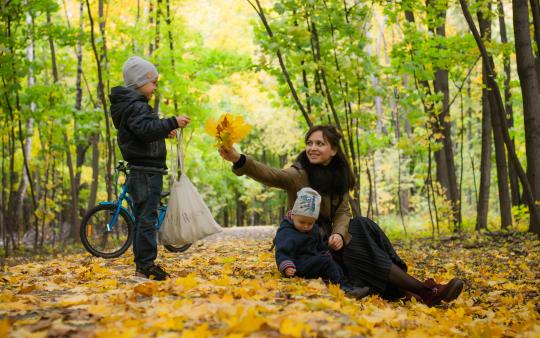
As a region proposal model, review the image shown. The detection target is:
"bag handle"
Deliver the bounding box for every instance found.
[170,129,184,182]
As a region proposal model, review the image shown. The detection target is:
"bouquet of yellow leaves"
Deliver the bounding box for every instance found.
[205,113,252,148]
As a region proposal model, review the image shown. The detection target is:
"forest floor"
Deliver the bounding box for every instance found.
[0,226,539,337]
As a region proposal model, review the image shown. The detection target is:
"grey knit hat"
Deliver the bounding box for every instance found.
[291,187,321,219]
[122,56,158,89]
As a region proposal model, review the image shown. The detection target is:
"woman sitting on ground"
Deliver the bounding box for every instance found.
[219,125,464,306]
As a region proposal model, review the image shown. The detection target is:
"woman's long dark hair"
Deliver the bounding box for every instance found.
[295,125,356,195]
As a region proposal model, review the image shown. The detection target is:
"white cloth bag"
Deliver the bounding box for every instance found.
[159,130,222,245]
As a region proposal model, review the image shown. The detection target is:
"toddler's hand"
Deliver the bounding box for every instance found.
[176,116,191,128]
[284,267,296,277]
[168,129,177,138]
[328,234,343,251]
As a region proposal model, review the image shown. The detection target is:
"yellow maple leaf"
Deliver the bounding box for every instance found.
[133,282,159,297]
[0,317,10,337]
[182,323,212,338]
[205,113,252,148]
[327,283,345,302]
[280,318,312,338]
[174,273,198,291]
[225,307,266,334]
[58,295,89,307]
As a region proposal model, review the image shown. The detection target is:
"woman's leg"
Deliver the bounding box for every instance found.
[388,264,425,294]
[343,217,464,305]
[342,217,397,294]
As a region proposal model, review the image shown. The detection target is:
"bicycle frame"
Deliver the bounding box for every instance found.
[99,182,168,232]
[98,184,134,231]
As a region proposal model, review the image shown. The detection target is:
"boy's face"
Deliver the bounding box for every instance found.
[137,80,158,100]
[291,214,316,233]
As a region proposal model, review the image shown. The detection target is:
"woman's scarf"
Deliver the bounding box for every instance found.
[297,152,348,196]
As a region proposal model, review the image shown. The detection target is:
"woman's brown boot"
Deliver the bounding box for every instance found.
[419,278,464,307]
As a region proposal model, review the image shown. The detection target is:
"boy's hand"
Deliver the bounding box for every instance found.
[284,267,296,277]
[168,129,177,138]
[176,116,191,128]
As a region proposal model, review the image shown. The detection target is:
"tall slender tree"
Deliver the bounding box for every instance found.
[513,0,540,234]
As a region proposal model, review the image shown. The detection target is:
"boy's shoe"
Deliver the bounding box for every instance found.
[420,278,464,306]
[135,264,170,281]
[344,286,371,300]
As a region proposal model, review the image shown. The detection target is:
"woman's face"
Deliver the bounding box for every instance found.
[305,130,337,166]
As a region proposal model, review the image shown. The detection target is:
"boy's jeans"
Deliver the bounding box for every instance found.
[126,171,163,269]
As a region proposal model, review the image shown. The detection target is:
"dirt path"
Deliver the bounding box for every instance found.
[204,225,276,241]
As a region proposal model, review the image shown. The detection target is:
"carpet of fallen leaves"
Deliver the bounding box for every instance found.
[0,228,539,338]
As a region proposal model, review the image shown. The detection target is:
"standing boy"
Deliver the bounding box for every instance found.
[275,187,370,299]
[110,56,190,280]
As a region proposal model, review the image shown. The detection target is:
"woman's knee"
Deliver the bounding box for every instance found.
[348,216,371,234]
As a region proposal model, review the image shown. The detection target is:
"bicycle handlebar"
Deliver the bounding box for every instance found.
[116,160,128,175]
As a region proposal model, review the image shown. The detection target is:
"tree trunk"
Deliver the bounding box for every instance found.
[75,0,88,220]
[222,207,229,228]
[459,0,540,235]
[479,6,512,229]
[165,0,178,111]
[429,2,461,229]
[86,0,114,201]
[498,0,521,206]
[235,190,244,227]
[87,134,100,212]
[65,133,80,239]
[476,61,492,231]
[148,0,154,55]
[1,136,5,255]
[529,0,540,86]
[513,0,540,234]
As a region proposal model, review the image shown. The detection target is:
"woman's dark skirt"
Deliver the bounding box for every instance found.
[341,216,408,300]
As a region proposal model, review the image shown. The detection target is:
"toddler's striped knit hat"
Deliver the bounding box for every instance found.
[291,187,321,219]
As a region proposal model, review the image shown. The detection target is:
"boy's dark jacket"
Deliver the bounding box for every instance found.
[274,218,329,274]
[110,86,178,169]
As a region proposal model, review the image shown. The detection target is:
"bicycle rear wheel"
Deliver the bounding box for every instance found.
[164,243,192,253]
[80,204,134,258]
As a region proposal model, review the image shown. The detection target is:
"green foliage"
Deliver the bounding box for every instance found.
[0,0,535,251]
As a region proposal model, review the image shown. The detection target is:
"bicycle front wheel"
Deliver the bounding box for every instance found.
[80,204,134,258]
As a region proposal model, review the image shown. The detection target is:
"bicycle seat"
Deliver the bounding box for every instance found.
[160,192,170,198]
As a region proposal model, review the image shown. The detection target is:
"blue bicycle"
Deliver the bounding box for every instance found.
[80,161,191,258]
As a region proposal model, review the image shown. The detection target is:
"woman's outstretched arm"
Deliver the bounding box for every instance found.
[219,146,307,191]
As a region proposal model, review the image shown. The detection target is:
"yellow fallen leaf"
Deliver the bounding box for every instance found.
[280,318,312,338]
[405,328,432,338]
[174,273,198,291]
[182,323,212,338]
[0,317,10,337]
[226,307,266,334]
[327,283,345,302]
[134,282,159,297]
[98,279,118,290]
[58,294,89,307]
[0,301,32,311]
[304,298,341,311]
[0,291,14,302]
[18,284,37,294]
[88,303,115,317]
